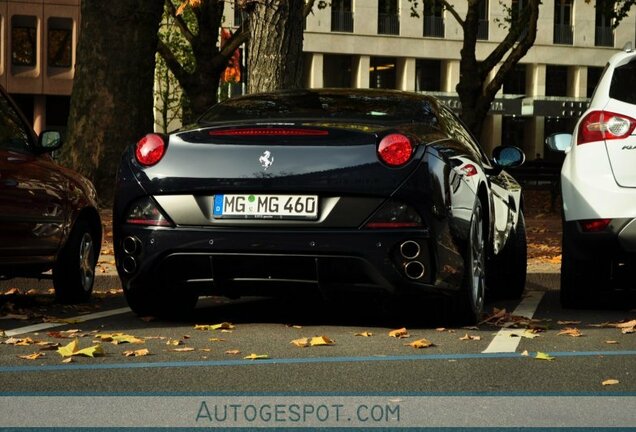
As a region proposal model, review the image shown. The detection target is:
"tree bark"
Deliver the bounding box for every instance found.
[247,0,305,93]
[61,0,164,204]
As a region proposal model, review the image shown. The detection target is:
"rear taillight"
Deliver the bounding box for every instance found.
[580,219,611,232]
[365,199,422,229]
[378,134,413,167]
[125,197,172,227]
[135,134,166,166]
[577,111,636,145]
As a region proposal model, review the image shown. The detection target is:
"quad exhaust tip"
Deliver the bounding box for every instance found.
[122,236,141,255]
[122,256,137,274]
[400,240,420,260]
[404,261,426,280]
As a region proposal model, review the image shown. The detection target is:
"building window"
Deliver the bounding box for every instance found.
[545,65,568,96]
[477,0,489,40]
[47,18,73,68]
[234,0,243,27]
[370,57,396,89]
[11,15,37,67]
[595,0,614,47]
[423,0,444,37]
[378,0,399,35]
[331,0,353,32]
[511,0,528,40]
[503,64,526,95]
[415,59,441,91]
[553,0,573,45]
[323,54,353,88]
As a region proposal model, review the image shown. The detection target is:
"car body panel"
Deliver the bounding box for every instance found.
[113,89,525,311]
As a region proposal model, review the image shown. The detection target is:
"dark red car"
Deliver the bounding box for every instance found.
[0,86,101,303]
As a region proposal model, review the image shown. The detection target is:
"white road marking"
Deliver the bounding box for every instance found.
[482,291,545,353]
[3,307,131,337]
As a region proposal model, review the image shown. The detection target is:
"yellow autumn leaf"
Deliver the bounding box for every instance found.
[406,338,434,349]
[521,329,541,339]
[122,348,150,357]
[57,339,104,358]
[195,322,235,331]
[355,331,373,337]
[244,353,269,360]
[291,337,310,347]
[96,333,144,344]
[18,352,45,360]
[389,328,409,338]
[602,379,620,386]
[208,338,225,342]
[459,334,481,341]
[310,336,335,346]
[169,347,195,352]
[605,340,619,344]
[166,339,183,346]
[61,357,73,364]
[225,349,241,355]
[4,337,35,346]
[535,352,555,361]
[521,350,529,356]
[557,328,583,337]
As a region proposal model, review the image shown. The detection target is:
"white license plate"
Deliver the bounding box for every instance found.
[213,194,318,219]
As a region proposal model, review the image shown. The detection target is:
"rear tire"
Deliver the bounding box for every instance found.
[487,211,527,300]
[451,200,486,325]
[53,220,97,304]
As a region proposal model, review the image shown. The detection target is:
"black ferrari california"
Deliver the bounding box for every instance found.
[114,89,526,322]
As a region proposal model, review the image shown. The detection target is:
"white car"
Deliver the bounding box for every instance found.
[547,45,636,308]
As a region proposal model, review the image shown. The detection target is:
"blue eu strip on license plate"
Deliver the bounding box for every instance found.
[213,195,224,216]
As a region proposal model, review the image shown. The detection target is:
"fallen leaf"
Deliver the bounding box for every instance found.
[122,348,150,357]
[243,353,269,360]
[4,337,35,346]
[435,328,446,332]
[518,330,540,339]
[169,347,195,352]
[389,328,409,338]
[3,288,20,295]
[183,335,191,339]
[459,334,481,341]
[195,322,235,331]
[95,333,144,345]
[602,379,620,386]
[621,327,635,335]
[521,350,529,356]
[47,329,82,339]
[0,313,30,321]
[355,332,373,337]
[18,352,45,360]
[0,330,6,338]
[605,340,619,344]
[286,324,302,329]
[557,320,581,325]
[199,348,211,352]
[61,357,73,364]
[291,337,310,347]
[225,349,240,355]
[406,338,434,349]
[57,339,104,358]
[208,338,225,342]
[614,319,636,329]
[535,352,555,361]
[557,328,583,337]
[310,336,335,346]
[166,339,183,346]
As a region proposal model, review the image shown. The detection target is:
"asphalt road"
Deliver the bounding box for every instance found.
[1,273,635,428]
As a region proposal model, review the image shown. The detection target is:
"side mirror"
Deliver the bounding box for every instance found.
[545,133,572,152]
[492,145,525,168]
[38,130,62,152]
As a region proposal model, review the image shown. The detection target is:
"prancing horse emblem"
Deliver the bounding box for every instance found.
[259,150,274,170]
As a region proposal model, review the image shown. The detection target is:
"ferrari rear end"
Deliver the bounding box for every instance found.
[113,89,463,316]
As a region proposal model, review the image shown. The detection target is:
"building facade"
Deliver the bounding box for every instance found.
[0,0,78,135]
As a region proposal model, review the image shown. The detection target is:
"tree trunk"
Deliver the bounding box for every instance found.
[61,1,164,204]
[247,0,305,93]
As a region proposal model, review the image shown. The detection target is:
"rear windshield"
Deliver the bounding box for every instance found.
[199,91,436,123]
[610,58,636,105]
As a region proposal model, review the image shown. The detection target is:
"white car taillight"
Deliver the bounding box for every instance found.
[577,110,636,145]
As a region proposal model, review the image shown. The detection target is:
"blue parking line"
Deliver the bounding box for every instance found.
[1,350,636,373]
